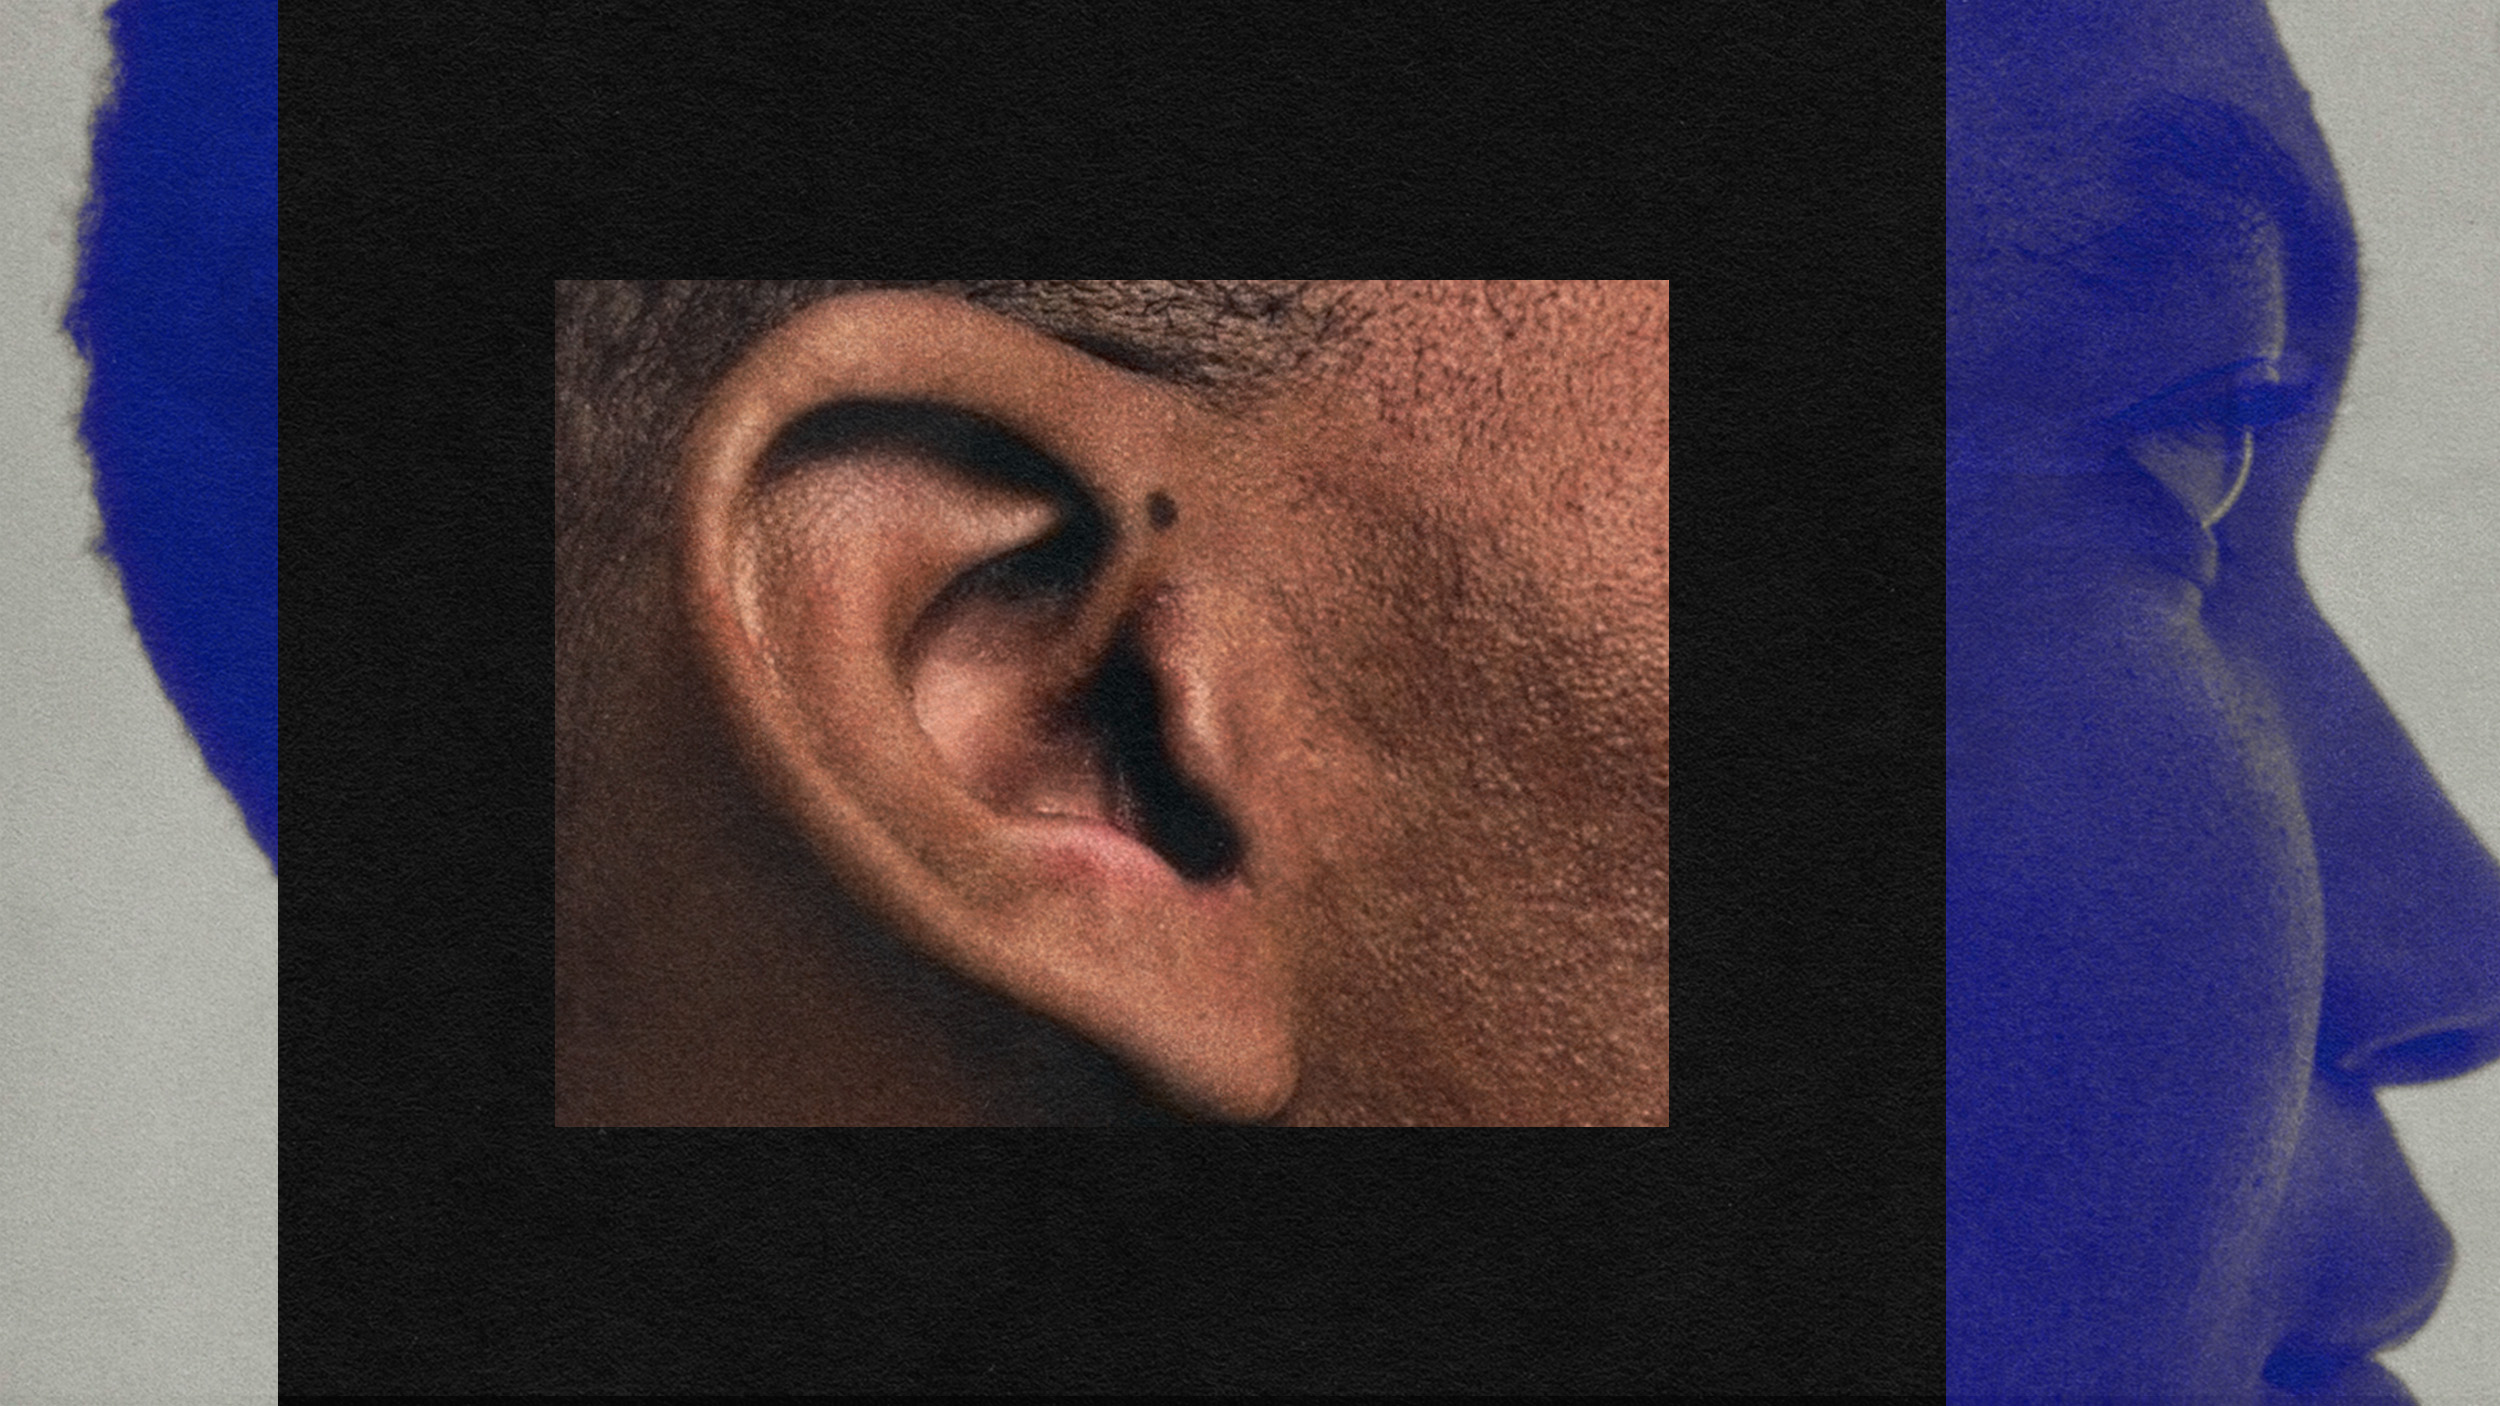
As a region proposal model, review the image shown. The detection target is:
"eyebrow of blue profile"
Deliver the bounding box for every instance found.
[2106,357,2318,433]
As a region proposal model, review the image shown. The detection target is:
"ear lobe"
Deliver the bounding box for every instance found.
[677,292,1296,1121]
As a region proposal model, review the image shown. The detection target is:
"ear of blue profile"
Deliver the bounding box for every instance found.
[65,0,276,868]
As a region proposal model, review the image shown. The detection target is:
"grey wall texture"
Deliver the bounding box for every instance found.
[2272,3,2500,1401]
[0,0,277,1399]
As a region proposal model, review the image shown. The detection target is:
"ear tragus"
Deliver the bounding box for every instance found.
[1080,634,1242,883]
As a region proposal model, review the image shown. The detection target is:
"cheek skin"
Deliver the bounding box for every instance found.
[1243,283,1670,1125]
[1950,578,2322,1394]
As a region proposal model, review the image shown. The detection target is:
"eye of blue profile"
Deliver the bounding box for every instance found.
[64,3,276,868]
[2107,358,2315,529]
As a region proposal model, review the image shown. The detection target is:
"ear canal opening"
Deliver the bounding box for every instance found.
[1082,635,1243,884]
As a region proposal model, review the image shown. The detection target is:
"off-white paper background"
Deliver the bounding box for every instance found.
[0,0,277,1399]
[2271,3,2500,1402]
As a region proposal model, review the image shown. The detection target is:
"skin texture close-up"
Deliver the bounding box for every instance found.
[557,281,1668,1127]
[1949,2,2500,1400]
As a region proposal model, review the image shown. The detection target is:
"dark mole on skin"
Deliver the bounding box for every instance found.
[1147,491,1178,530]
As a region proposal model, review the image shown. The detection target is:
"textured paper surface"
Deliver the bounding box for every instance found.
[0,0,276,1398]
[2271,5,2500,1400]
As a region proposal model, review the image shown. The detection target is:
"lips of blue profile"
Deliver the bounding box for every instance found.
[66,1,276,867]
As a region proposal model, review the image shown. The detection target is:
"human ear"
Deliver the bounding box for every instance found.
[677,292,1294,1121]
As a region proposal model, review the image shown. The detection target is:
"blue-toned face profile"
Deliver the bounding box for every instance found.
[68,2,275,866]
[1949,1,2500,1400]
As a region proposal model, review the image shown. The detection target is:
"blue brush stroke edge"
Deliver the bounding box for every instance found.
[64,0,277,869]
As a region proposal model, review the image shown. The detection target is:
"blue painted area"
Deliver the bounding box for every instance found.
[66,1,277,867]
